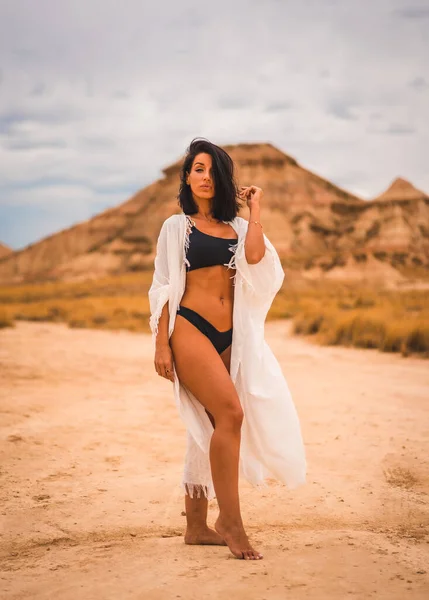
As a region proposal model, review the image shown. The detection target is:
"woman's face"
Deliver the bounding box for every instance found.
[186,152,215,200]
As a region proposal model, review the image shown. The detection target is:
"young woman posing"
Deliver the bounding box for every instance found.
[149,138,306,561]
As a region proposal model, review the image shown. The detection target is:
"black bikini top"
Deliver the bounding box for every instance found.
[185,222,238,272]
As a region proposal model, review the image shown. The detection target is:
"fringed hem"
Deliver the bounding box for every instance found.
[148,287,170,346]
[223,236,254,292]
[182,482,216,501]
[184,214,193,269]
[223,238,240,287]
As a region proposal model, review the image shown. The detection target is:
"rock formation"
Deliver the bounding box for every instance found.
[374,177,427,202]
[0,243,12,259]
[0,143,427,284]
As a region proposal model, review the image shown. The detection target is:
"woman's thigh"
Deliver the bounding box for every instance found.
[219,344,232,374]
[170,315,240,423]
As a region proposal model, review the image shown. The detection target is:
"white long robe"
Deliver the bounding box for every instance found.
[148,212,306,499]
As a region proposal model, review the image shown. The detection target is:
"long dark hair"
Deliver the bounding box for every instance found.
[177,138,242,222]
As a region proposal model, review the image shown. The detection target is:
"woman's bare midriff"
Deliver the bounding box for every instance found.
[179,264,236,332]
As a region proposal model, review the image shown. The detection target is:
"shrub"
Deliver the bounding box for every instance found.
[405,325,429,354]
[92,314,108,325]
[0,311,14,329]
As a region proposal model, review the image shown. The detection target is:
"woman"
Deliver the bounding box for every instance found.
[149,138,306,561]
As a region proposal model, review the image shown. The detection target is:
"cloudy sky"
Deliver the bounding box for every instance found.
[0,0,428,249]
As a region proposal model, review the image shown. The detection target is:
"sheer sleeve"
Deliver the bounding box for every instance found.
[232,219,285,301]
[148,220,170,344]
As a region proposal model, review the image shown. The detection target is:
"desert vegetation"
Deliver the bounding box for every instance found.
[0,273,150,333]
[0,272,428,356]
[0,310,14,329]
[282,287,429,357]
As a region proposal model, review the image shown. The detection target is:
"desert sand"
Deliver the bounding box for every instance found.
[1,321,428,599]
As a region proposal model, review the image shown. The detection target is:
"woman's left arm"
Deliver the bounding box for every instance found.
[235,185,285,300]
[240,186,265,264]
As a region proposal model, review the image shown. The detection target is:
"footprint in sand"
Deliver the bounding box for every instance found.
[104,456,122,466]
[382,453,419,490]
[7,434,24,442]
[32,494,51,502]
[383,466,418,489]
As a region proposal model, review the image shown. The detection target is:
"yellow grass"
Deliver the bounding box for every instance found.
[0,273,152,333]
[1,272,428,356]
[281,285,429,357]
[0,309,14,329]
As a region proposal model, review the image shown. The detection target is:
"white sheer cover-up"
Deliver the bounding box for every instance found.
[148,213,306,500]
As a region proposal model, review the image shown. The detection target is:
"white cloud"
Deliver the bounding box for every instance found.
[0,0,428,247]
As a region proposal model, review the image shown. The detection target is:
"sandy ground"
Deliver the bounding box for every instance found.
[0,321,429,600]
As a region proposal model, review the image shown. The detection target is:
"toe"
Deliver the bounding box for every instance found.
[250,549,262,560]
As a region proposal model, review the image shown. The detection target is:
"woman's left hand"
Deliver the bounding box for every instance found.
[239,185,263,208]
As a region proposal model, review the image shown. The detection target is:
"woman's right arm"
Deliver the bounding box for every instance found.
[154,302,174,382]
[148,220,175,382]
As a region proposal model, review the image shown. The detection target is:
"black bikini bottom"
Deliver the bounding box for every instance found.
[176,305,233,355]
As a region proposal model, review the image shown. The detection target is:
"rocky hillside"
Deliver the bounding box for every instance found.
[302,177,429,281]
[0,243,12,259]
[0,143,428,284]
[374,177,427,202]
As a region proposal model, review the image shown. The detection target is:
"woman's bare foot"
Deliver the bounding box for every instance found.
[184,525,227,546]
[215,517,263,560]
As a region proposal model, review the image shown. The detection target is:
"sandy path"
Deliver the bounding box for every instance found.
[0,321,428,599]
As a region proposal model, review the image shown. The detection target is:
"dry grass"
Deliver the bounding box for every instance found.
[0,273,152,333]
[1,272,428,356]
[278,283,429,357]
[0,310,14,329]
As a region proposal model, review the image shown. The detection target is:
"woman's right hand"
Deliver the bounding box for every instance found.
[154,343,175,382]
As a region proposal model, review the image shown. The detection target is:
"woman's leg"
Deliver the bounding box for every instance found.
[183,345,231,546]
[182,429,225,546]
[184,490,226,546]
[170,316,262,560]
